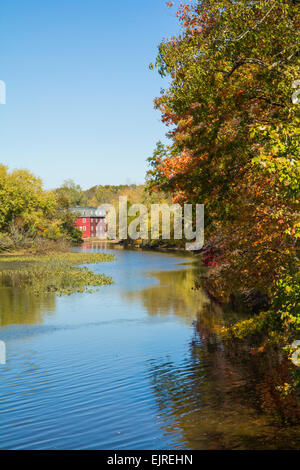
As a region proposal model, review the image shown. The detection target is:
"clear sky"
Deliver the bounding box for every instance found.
[0,0,179,189]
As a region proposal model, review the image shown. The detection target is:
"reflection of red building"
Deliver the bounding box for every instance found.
[72,206,107,239]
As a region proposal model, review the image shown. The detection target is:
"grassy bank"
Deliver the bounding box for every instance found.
[0,252,115,296]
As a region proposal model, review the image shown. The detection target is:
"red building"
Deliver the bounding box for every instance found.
[73,206,107,239]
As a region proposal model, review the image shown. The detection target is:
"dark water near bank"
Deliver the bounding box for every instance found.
[0,245,299,450]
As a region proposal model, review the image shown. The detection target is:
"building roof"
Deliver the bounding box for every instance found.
[71,206,106,217]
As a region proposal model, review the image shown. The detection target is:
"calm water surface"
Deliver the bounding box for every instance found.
[0,245,300,450]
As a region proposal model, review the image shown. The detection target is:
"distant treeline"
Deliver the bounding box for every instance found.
[54,179,171,209]
[54,179,147,208]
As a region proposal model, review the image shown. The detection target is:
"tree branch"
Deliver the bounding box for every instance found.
[216,50,298,77]
[231,2,277,43]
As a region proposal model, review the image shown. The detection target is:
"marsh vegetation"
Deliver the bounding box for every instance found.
[0,252,114,296]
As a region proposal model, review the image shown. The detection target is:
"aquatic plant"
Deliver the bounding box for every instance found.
[0,252,114,296]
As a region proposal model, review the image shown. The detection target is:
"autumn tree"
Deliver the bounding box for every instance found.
[148,1,299,339]
[0,166,82,249]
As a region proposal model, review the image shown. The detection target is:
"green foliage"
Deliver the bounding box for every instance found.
[59,210,83,244]
[0,165,57,232]
[0,167,84,250]
[55,179,88,208]
[270,271,300,330]
[145,141,169,193]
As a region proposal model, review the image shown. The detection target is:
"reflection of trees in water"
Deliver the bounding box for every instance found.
[0,286,56,326]
[148,301,300,450]
[124,269,210,323]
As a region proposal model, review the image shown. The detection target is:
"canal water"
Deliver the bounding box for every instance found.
[0,245,299,449]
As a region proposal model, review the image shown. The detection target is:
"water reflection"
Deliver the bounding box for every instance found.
[124,269,210,324]
[0,246,300,449]
[148,303,300,450]
[123,266,250,327]
[121,262,300,449]
[0,287,56,326]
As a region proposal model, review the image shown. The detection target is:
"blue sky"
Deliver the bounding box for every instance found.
[0,0,179,189]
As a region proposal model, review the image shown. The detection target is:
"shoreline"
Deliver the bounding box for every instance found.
[82,238,195,256]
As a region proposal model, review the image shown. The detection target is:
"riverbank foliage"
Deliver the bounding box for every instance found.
[0,252,114,296]
[0,165,83,252]
[147,1,299,365]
